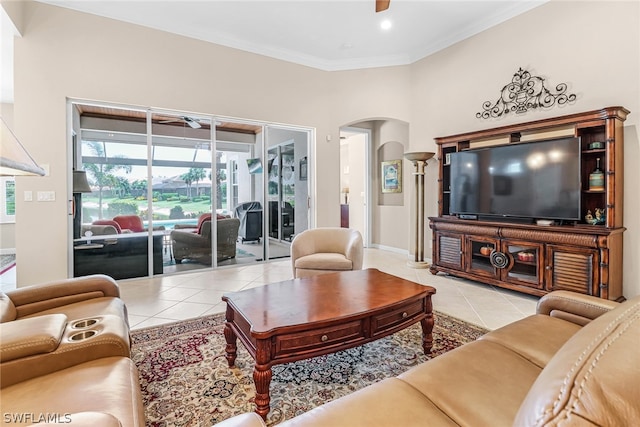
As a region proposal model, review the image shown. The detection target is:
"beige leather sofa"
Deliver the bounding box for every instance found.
[215,290,640,426]
[0,275,145,426]
[290,227,363,278]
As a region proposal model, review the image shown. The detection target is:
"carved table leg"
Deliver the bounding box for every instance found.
[253,365,273,420]
[223,323,237,367]
[420,297,435,354]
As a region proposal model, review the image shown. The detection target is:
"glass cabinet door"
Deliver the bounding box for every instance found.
[502,241,543,288]
[466,237,499,278]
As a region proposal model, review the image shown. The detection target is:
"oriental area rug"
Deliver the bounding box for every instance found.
[131,311,488,427]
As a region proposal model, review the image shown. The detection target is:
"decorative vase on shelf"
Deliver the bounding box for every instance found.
[479,246,492,256]
[588,158,605,191]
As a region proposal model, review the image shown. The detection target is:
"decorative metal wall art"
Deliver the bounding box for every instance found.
[477,67,576,119]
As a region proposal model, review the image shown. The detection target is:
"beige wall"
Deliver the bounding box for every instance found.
[10,1,640,298]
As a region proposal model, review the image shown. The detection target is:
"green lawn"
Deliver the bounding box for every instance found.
[83,195,221,220]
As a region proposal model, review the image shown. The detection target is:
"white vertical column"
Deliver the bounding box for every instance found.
[404,152,435,268]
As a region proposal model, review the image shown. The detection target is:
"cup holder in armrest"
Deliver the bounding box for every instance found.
[71,318,99,329]
[69,330,98,341]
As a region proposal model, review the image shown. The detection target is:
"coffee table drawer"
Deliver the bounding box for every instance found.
[274,321,364,356]
[371,299,425,335]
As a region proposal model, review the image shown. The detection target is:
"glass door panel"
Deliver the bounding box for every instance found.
[265,126,310,260]
[467,237,498,278]
[218,125,264,265]
[503,241,543,288]
[151,113,212,273]
[75,105,156,279]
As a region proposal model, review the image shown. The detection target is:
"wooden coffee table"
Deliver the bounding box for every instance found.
[222,268,436,419]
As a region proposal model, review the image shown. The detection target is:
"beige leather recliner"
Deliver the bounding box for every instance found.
[0,275,145,426]
[290,227,363,278]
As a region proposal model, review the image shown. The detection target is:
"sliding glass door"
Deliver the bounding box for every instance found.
[70,100,312,279]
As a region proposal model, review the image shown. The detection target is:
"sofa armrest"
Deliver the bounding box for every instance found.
[213,413,266,427]
[536,290,619,326]
[345,231,364,270]
[6,275,120,319]
[0,314,67,362]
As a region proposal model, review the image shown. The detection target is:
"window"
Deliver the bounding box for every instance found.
[0,177,16,223]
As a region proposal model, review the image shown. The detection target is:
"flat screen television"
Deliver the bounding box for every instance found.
[449,137,581,222]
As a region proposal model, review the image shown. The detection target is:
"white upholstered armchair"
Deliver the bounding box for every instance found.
[290,228,363,278]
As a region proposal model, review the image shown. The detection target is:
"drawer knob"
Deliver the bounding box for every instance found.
[321,335,328,342]
[402,312,408,318]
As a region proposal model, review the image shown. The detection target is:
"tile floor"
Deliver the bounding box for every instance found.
[114,248,539,330]
[0,248,539,330]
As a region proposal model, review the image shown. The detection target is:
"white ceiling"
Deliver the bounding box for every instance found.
[1,1,547,103]
[36,0,546,70]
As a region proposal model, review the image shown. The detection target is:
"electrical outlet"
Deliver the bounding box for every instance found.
[24,191,33,202]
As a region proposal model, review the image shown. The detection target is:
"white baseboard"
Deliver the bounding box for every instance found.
[368,244,408,255]
[368,244,433,264]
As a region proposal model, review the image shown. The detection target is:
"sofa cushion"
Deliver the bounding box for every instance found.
[91,220,122,233]
[294,253,353,271]
[195,213,226,233]
[514,295,640,426]
[398,339,542,427]
[278,377,458,427]
[0,291,17,322]
[479,314,582,368]
[113,215,144,233]
[0,314,67,363]
[1,357,145,426]
[81,224,119,236]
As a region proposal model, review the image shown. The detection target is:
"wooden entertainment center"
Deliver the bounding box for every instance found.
[429,107,629,300]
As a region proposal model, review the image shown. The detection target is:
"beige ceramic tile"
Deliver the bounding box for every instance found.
[154,301,214,321]
[125,300,179,317]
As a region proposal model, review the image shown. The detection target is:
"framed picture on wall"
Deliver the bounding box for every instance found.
[381,159,402,193]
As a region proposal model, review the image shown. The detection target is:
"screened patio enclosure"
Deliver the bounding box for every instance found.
[69,102,311,280]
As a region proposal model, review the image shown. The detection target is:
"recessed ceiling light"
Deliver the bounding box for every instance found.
[380,19,392,30]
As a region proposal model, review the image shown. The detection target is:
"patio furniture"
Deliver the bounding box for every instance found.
[172,217,240,264]
[234,201,263,243]
[74,232,163,279]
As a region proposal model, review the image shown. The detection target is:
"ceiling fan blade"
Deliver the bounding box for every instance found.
[376,0,390,13]
[183,117,202,129]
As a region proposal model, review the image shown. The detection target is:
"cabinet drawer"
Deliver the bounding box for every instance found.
[371,299,424,336]
[274,321,364,356]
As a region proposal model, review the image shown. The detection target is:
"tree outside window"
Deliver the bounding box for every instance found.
[0,178,16,223]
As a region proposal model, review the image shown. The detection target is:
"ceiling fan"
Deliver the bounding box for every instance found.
[158,116,202,129]
[376,0,390,13]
